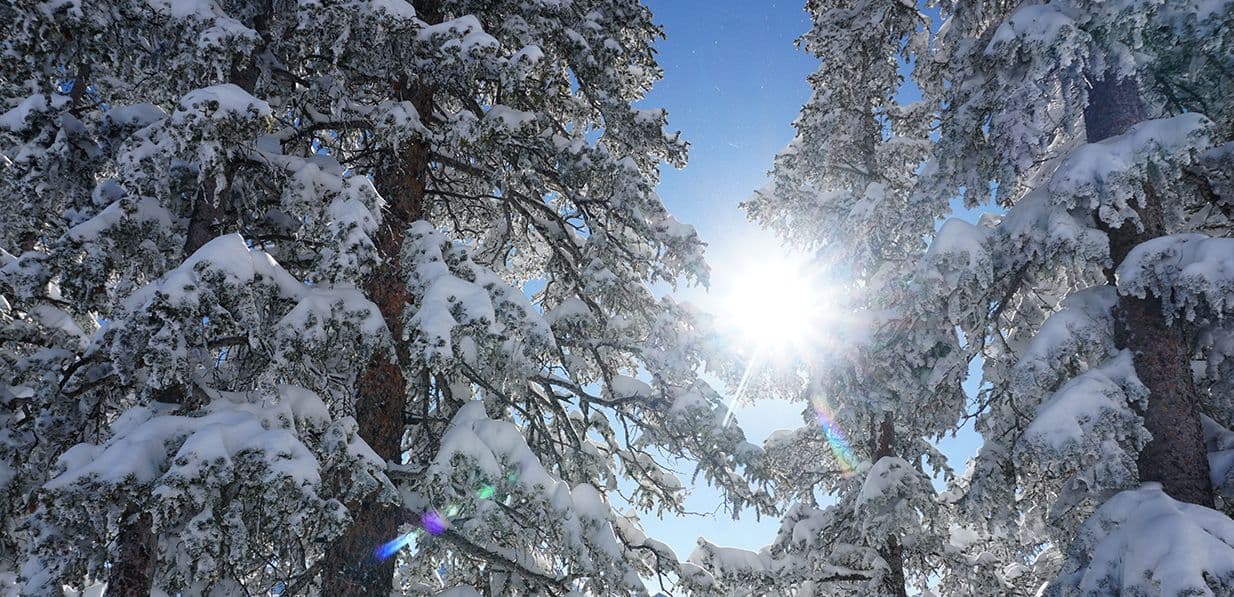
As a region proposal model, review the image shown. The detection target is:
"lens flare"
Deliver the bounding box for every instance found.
[809,395,858,477]
[421,510,448,535]
[375,475,518,561]
[374,510,449,562]
[374,530,417,561]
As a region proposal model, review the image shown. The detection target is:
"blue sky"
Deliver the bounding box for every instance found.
[644,1,815,251]
[636,0,984,565]
[634,0,821,561]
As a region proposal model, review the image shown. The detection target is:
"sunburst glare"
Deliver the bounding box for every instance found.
[717,249,836,359]
[708,239,862,477]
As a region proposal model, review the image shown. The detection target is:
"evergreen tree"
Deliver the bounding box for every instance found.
[698,0,1234,595]
[685,2,971,595]
[916,0,1234,593]
[0,1,770,595]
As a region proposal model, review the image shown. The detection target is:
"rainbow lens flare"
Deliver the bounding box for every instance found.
[809,395,858,477]
[374,510,449,561]
[421,510,447,535]
[374,477,512,561]
[374,530,416,561]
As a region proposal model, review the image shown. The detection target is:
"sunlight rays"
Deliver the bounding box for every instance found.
[715,249,836,360]
[712,243,858,475]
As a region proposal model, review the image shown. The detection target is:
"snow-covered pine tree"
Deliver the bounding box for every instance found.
[912,0,1234,593]
[683,2,972,595]
[0,1,772,595]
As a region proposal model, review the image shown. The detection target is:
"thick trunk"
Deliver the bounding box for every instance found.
[1084,73,1214,506]
[872,414,908,597]
[106,510,156,596]
[316,215,417,595]
[319,52,437,595]
[1116,292,1214,504]
[106,19,268,592]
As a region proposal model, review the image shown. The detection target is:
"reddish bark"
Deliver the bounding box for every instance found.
[316,150,425,594]
[872,414,908,597]
[318,31,438,593]
[1084,73,1214,507]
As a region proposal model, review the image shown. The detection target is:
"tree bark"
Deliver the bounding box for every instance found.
[872,414,908,597]
[317,134,429,597]
[106,510,157,597]
[319,6,439,589]
[105,9,270,590]
[1084,73,1215,506]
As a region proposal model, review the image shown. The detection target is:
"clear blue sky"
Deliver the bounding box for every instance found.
[637,0,983,566]
[644,0,815,253]
[636,0,820,562]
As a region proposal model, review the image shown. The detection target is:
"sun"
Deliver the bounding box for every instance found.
[716,250,834,356]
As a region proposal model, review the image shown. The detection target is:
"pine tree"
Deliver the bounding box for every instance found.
[695,0,1234,595]
[914,0,1234,593]
[0,1,771,595]
[684,2,971,595]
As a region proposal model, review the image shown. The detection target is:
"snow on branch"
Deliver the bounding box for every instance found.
[1050,114,1213,230]
[32,385,389,593]
[101,234,386,398]
[1117,233,1234,323]
[1049,484,1234,596]
[1015,351,1150,512]
[1010,285,1120,403]
[403,221,553,372]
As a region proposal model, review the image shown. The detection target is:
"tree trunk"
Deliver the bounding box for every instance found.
[319,13,438,590]
[872,414,908,597]
[317,143,426,592]
[1084,73,1214,506]
[106,510,157,596]
[105,12,269,590]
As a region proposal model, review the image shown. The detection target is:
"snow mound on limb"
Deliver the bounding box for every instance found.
[1117,234,1234,323]
[688,540,775,578]
[686,515,883,595]
[104,234,385,393]
[997,186,1112,275]
[986,5,1079,55]
[403,222,552,370]
[35,386,390,592]
[416,14,499,60]
[1018,350,1149,456]
[429,401,556,491]
[984,3,1089,82]
[919,218,993,328]
[993,115,1214,281]
[1048,484,1234,596]
[1011,285,1120,400]
[46,385,331,490]
[1050,114,1213,230]
[423,402,649,593]
[0,93,70,132]
[435,586,481,597]
[103,103,167,130]
[854,456,939,545]
[174,84,271,122]
[1015,351,1150,522]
